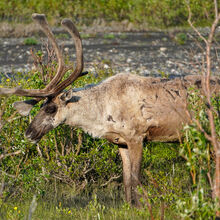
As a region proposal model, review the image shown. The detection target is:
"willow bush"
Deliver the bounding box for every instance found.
[0,0,218,27]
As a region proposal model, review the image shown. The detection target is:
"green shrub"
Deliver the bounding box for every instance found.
[0,56,219,218]
[23,37,38,45]
[175,33,188,45]
[177,88,220,218]
[104,33,115,39]
[0,0,217,27]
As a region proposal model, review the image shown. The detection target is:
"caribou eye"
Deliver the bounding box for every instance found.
[45,105,57,114]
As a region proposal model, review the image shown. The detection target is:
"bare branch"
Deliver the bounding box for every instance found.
[187,0,220,216]
[187,2,207,44]
[0,150,22,161]
[100,175,121,187]
[193,118,213,142]
[0,170,16,178]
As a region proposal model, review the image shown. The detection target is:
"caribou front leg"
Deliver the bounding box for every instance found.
[128,140,143,207]
[119,146,132,204]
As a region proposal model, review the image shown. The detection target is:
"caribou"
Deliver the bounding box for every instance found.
[0,14,219,206]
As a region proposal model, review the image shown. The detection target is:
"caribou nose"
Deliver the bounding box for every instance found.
[25,130,34,142]
[25,132,33,141]
[25,127,32,139]
[25,131,41,144]
[25,127,40,142]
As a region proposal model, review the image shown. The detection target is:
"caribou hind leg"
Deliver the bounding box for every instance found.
[119,140,143,207]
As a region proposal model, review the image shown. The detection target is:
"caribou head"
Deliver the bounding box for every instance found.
[0,13,84,143]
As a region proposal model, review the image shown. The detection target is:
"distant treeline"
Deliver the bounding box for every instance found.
[0,0,218,27]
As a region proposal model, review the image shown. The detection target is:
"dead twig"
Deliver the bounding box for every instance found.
[100,175,121,187]
[0,150,22,161]
[0,170,16,178]
[0,177,5,198]
[36,144,46,175]
[76,132,82,155]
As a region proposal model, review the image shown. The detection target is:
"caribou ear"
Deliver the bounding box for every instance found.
[13,99,39,116]
[60,90,73,103]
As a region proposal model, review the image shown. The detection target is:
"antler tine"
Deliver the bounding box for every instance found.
[0,14,66,98]
[0,87,48,97]
[31,13,65,92]
[47,18,84,95]
[0,15,83,98]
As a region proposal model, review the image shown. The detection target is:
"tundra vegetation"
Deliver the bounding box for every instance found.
[0,0,219,28]
[0,41,219,220]
[0,1,220,220]
[1,62,219,219]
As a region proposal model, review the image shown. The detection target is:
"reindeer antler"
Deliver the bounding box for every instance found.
[45,18,84,96]
[0,13,83,98]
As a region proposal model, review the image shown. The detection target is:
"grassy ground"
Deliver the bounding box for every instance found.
[0,37,219,219]
[0,198,175,220]
[0,143,187,220]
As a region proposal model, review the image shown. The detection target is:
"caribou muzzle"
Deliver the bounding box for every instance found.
[25,122,54,143]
